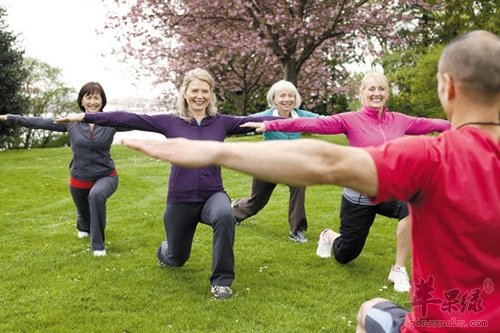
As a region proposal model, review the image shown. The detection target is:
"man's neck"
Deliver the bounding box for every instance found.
[450,96,499,141]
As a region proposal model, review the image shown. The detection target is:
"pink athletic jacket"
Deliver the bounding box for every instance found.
[264,106,451,148]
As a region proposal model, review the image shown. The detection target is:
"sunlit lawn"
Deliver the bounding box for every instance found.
[0,134,409,332]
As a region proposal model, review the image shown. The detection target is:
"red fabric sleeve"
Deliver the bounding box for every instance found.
[366,135,437,204]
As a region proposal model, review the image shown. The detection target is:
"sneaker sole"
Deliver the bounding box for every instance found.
[290,238,308,243]
[394,285,411,293]
[316,251,332,258]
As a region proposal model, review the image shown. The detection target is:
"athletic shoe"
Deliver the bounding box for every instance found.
[231,199,242,226]
[388,265,411,292]
[93,250,106,257]
[77,231,89,238]
[157,240,169,267]
[230,199,238,208]
[316,229,334,258]
[289,230,308,243]
[211,285,233,299]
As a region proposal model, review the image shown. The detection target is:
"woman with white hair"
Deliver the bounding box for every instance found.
[55,68,276,299]
[232,80,320,243]
[242,72,451,293]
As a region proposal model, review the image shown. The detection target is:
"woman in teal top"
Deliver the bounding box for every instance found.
[232,80,320,242]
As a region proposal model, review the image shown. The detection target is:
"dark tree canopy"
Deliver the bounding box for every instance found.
[383,0,499,118]
[0,6,28,149]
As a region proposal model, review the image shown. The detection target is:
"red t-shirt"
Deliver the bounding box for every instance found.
[367,127,500,332]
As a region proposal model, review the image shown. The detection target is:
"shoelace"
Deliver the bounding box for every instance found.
[213,286,231,293]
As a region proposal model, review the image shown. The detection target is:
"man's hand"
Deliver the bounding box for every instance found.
[121,138,218,168]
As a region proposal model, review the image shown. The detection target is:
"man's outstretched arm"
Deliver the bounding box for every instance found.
[121,137,379,197]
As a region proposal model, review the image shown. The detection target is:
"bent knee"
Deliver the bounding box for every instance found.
[163,255,189,267]
[88,192,108,203]
[333,251,359,264]
[169,259,187,267]
[213,211,237,227]
[357,298,391,328]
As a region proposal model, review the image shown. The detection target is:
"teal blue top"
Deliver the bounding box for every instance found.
[252,108,320,140]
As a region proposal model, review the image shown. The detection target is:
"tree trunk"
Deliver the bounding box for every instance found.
[283,59,299,85]
[224,90,246,115]
[23,128,33,149]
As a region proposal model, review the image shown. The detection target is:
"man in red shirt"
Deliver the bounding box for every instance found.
[120,30,499,332]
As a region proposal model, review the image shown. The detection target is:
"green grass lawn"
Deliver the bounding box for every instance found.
[0,134,409,332]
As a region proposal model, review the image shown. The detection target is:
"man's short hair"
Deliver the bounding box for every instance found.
[439,30,500,99]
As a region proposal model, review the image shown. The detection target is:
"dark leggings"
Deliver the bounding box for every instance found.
[160,192,236,286]
[232,177,307,233]
[333,196,408,264]
[69,176,118,251]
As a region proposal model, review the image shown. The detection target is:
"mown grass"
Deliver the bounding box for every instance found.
[0,134,409,332]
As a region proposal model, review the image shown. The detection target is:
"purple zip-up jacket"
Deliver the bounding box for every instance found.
[265,106,451,148]
[84,111,276,204]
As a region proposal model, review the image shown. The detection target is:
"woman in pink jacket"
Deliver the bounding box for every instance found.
[242,72,451,293]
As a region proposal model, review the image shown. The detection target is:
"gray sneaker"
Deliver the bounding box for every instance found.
[231,199,243,226]
[157,240,169,267]
[211,285,233,299]
[289,230,308,243]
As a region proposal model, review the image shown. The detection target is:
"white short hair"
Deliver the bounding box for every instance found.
[266,80,302,108]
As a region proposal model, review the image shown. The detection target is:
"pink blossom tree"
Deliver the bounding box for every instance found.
[106,0,437,114]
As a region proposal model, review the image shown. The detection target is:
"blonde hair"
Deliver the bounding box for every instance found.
[266,80,302,108]
[358,72,389,105]
[175,68,218,120]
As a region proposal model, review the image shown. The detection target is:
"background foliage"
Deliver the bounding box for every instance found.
[106,0,438,115]
[0,7,78,150]
[382,0,499,118]
[1,1,498,149]
[0,6,28,148]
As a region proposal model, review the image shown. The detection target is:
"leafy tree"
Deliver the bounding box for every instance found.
[0,6,28,149]
[20,58,77,148]
[384,45,445,117]
[432,0,499,42]
[106,0,435,115]
[383,0,498,117]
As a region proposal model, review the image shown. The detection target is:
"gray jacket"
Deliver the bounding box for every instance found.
[7,114,119,181]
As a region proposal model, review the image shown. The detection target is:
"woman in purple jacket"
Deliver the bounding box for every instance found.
[1,82,119,257]
[243,72,451,293]
[56,68,276,299]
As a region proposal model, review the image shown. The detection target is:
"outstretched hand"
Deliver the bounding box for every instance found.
[121,138,218,168]
[54,113,85,124]
[240,122,266,132]
[0,115,7,121]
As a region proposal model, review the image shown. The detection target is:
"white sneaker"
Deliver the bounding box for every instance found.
[388,265,411,292]
[93,250,106,257]
[77,231,89,238]
[316,229,334,258]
